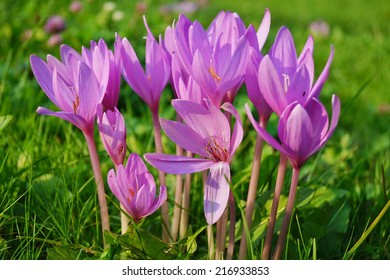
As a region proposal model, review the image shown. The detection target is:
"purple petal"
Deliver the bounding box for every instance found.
[125,153,148,177]
[270,26,298,78]
[30,55,55,102]
[172,99,216,139]
[204,162,230,224]
[147,186,167,217]
[160,118,209,157]
[256,8,271,50]
[281,103,314,167]
[258,56,287,116]
[36,107,89,132]
[78,62,100,122]
[310,45,335,99]
[316,94,341,149]
[144,153,214,174]
[204,99,231,144]
[286,64,311,105]
[221,102,243,156]
[297,36,314,63]
[245,104,290,157]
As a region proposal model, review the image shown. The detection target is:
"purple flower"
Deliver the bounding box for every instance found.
[83,39,121,110]
[246,95,341,168]
[44,15,66,34]
[259,26,334,117]
[30,41,113,133]
[144,99,243,224]
[107,153,167,222]
[31,46,105,133]
[116,17,170,113]
[97,105,126,167]
[244,9,273,121]
[170,12,251,106]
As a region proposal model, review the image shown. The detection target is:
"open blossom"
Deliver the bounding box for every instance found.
[107,153,167,222]
[97,105,126,166]
[169,12,251,106]
[259,26,334,116]
[145,99,243,224]
[246,95,340,168]
[30,39,119,133]
[116,16,170,113]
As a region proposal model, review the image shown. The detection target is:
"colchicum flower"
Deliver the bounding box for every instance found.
[169,12,251,106]
[107,153,167,222]
[116,16,171,114]
[259,26,334,116]
[145,99,243,224]
[30,39,120,133]
[97,104,126,167]
[246,95,341,169]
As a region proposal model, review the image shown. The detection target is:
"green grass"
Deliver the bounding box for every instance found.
[0,0,389,259]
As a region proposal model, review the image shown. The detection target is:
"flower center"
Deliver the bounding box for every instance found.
[205,136,229,162]
[72,95,80,114]
[208,65,221,82]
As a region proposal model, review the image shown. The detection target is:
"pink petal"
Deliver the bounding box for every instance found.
[144,153,214,174]
[36,107,89,132]
[310,45,334,99]
[258,56,287,116]
[204,162,230,224]
[160,118,209,157]
[257,8,271,50]
[221,102,243,156]
[245,104,290,157]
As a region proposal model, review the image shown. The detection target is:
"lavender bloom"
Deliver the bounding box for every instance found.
[31,47,105,133]
[97,105,126,167]
[145,99,243,224]
[108,153,167,222]
[44,15,66,34]
[244,9,273,121]
[246,95,340,168]
[116,17,170,113]
[170,12,251,106]
[30,41,114,133]
[259,26,334,117]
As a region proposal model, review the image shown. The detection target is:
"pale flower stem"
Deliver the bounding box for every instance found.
[179,150,193,239]
[152,110,170,242]
[113,163,129,235]
[215,218,222,259]
[261,154,288,259]
[272,167,300,260]
[120,204,129,234]
[238,118,267,259]
[84,130,110,248]
[171,114,184,242]
[227,191,236,260]
[217,207,228,259]
[207,224,215,260]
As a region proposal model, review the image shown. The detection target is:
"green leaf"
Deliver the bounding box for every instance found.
[46,245,80,260]
[117,224,180,260]
[0,115,12,132]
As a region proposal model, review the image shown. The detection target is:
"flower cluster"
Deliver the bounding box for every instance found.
[30,8,340,259]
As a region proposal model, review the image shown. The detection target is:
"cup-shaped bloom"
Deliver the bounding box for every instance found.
[259,26,334,116]
[246,95,341,169]
[30,40,117,133]
[117,17,171,113]
[145,99,243,224]
[108,153,167,222]
[97,105,126,167]
[30,46,107,133]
